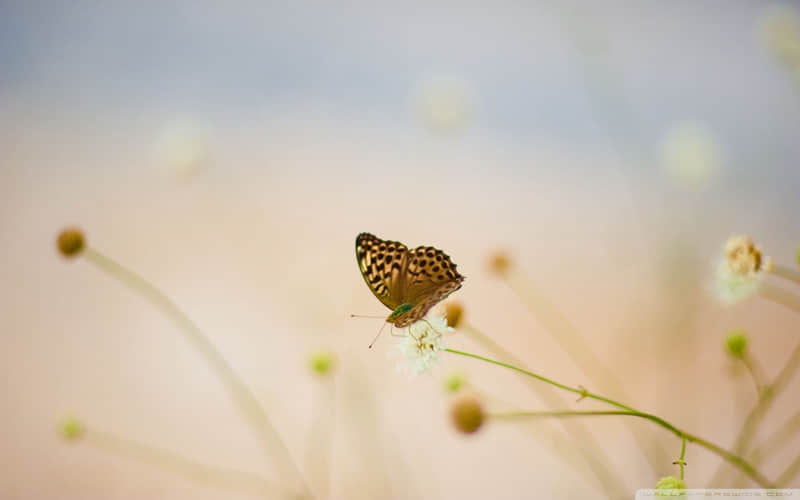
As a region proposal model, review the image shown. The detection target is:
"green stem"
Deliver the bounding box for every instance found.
[677,437,687,480]
[504,272,669,471]
[448,349,775,488]
[490,410,773,488]
[771,264,800,287]
[709,336,800,486]
[84,426,287,497]
[445,348,634,412]
[83,248,313,499]
[459,324,627,497]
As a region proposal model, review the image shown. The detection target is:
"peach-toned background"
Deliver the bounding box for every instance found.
[1,2,799,499]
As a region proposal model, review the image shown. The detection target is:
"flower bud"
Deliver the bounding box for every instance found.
[56,228,85,258]
[450,396,484,434]
[444,301,463,329]
[725,330,748,358]
[60,417,86,442]
[308,350,336,377]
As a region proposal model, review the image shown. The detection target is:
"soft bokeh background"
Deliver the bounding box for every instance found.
[2,2,799,499]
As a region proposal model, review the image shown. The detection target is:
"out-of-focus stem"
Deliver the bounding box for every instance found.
[777,453,800,486]
[759,282,800,314]
[504,271,669,471]
[771,265,800,287]
[709,337,800,487]
[741,354,767,397]
[306,379,336,499]
[83,247,313,499]
[83,426,286,497]
[489,410,773,488]
[750,411,800,464]
[461,323,627,498]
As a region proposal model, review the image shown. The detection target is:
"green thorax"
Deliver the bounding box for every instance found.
[387,303,413,322]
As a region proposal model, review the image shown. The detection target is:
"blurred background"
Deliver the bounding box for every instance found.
[2,1,800,499]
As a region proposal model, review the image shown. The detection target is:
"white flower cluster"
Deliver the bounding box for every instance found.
[396,314,451,375]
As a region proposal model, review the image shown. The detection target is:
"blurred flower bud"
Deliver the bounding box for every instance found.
[450,396,484,434]
[57,228,85,258]
[308,350,336,377]
[444,301,463,329]
[487,251,511,277]
[60,417,86,442]
[443,372,466,394]
[725,330,748,359]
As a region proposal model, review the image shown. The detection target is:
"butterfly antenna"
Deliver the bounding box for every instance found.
[350,314,386,319]
[368,321,389,349]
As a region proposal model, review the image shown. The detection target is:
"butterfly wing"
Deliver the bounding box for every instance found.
[392,245,465,327]
[355,233,408,311]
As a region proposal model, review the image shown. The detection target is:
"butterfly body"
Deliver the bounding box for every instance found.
[356,233,464,327]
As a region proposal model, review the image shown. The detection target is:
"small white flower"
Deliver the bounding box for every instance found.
[396,314,451,375]
[713,235,772,305]
[660,122,721,188]
[761,6,800,68]
[153,119,212,179]
[414,76,475,133]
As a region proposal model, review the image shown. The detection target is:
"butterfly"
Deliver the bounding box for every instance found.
[355,233,465,328]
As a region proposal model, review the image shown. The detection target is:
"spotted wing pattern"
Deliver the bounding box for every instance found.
[355,233,464,327]
[356,233,408,311]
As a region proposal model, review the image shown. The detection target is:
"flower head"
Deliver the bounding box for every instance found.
[450,396,485,434]
[56,228,85,258]
[714,235,772,304]
[397,315,450,375]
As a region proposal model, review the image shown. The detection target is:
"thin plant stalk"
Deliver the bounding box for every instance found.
[504,271,669,471]
[447,348,775,488]
[740,354,767,397]
[462,322,626,498]
[759,282,800,314]
[777,453,800,486]
[83,426,286,497]
[771,264,800,287]
[83,247,313,499]
[306,379,336,499]
[749,410,800,465]
[708,336,800,486]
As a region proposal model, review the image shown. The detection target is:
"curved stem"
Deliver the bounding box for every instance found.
[83,426,287,497]
[447,348,775,488]
[503,272,669,471]
[771,265,800,287]
[84,248,313,499]
[450,331,627,497]
[709,336,800,486]
[445,348,634,412]
[490,410,774,488]
[759,283,800,314]
[777,453,800,486]
[749,410,800,464]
